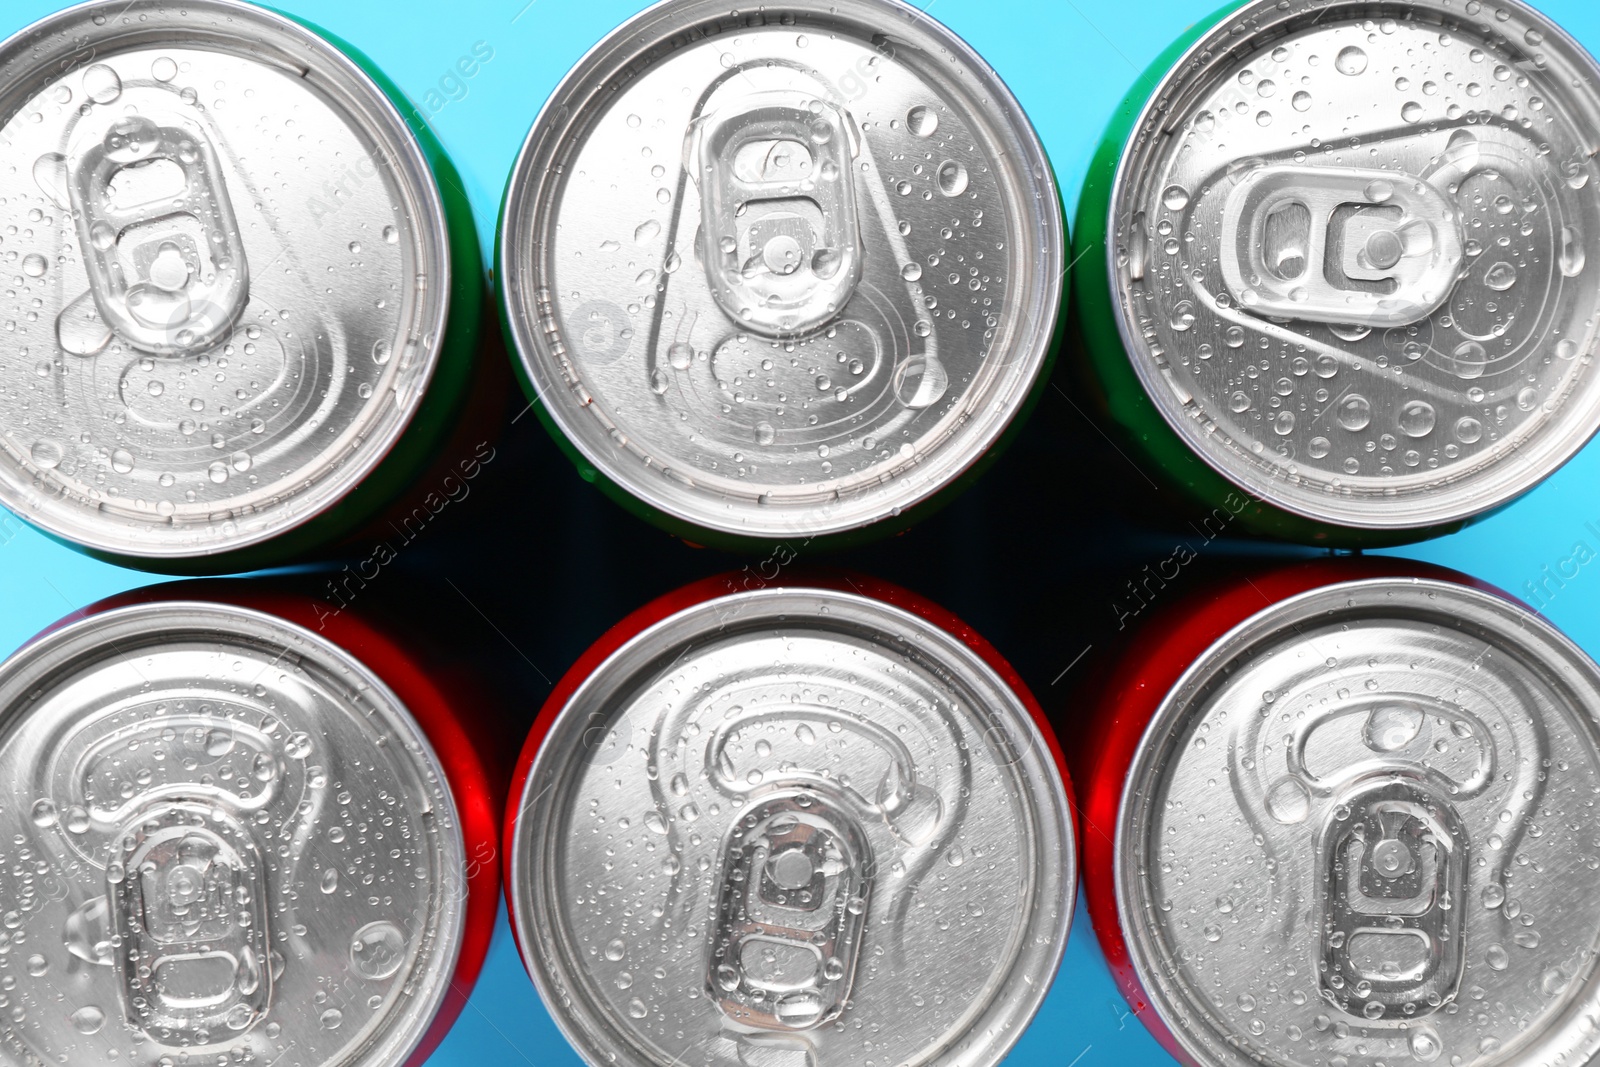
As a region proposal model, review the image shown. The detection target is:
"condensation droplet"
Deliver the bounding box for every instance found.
[1337,394,1371,431]
[1335,46,1368,75]
[82,65,122,105]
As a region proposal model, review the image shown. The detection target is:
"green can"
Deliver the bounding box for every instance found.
[0,0,487,573]
[1073,0,1600,547]
[497,0,1066,552]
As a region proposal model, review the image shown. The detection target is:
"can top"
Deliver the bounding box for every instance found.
[1117,577,1600,1067]
[1107,0,1600,531]
[0,602,466,1066]
[508,586,1074,1067]
[500,0,1063,542]
[0,0,452,560]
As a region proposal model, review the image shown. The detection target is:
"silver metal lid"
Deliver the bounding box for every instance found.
[500,0,1063,541]
[509,587,1074,1067]
[0,0,452,560]
[0,602,466,1066]
[1117,577,1600,1067]
[1107,0,1600,531]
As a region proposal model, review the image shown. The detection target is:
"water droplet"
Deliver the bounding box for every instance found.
[1484,261,1517,291]
[349,921,406,980]
[151,57,178,83]
[936,161,969,197]
[22,253,47,278]
[1485,944,1509,970]
[1364,179,1394,203]
[1482,884,1506,909]
[1455,416,1483,444]
[64,806,89,834]
[1365,704,1423,751]
[372,339,393,365]
[208,461,230,484]
[907,106,938,137]
[320,1008,344,1030]
[1337,394,1371,431]
[667,341,693,371]
[320,868,339,894]
[1229,391,1251,414]
[1517,385,1538,411]
[893,354,948,409]
[634,219,661,243]
[1335,46,1368,75]
[1292,91,1312,111]
[1402,101,1423,123]
[83,64,122,105]
[1308,436,1331,459]
[25,954,48,977]
[1266,777,1311,823]
[1448,340,1487,379]
[628,998,649,1019]
[901,262,923,281]
[1203,924,1223,942]
[1162,185,1190,211]
[754,422,776,446]
[110,449,135,474]
[1169,300,1196,332]
[1272,410,1295,436]
[1558,227,1585,277]
[1398,400,1436,437]
[31,439,64,470]
[31,798,57,827]
[70,1006,105,1035]
[1224,325,1246,348]
[33,153,69,209]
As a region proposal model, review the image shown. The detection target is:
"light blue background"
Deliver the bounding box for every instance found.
[2,0,1599,1064]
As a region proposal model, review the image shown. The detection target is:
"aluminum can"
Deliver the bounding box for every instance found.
[0,0,488,573]
[505,573,1075,1067]
[1073,0,1600,546]
[0,582,502,1066]
[1075,556,1600,1067]
[498,0,1065,551]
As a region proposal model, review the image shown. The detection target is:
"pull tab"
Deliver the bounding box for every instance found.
[707,789,871,1031]
[692,90,862,338]
[67,109,249,354]
[1317,780,1465,1019]
[110,802,273,1040]
[1220,165,1463,328]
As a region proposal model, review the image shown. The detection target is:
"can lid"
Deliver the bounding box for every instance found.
[500,0,1063,542]
[0,602,466,1066]
[1117,577,1600,1066]
[1107,0,1600,531]
[0,0,452,560]
[509,586,1074,1067]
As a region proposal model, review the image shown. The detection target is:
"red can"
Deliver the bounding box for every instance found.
[0,580,504,1067]
[1074,557,1600,1067]
[503,572,1077,1067]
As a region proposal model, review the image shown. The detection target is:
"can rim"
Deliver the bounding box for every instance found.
[1111,575,1600,1067]
[0,0,454,561]
[0,598,469,1067]
[506,582,1076,1067]
[1103,0,1600,532]
[498,0,1064,541]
